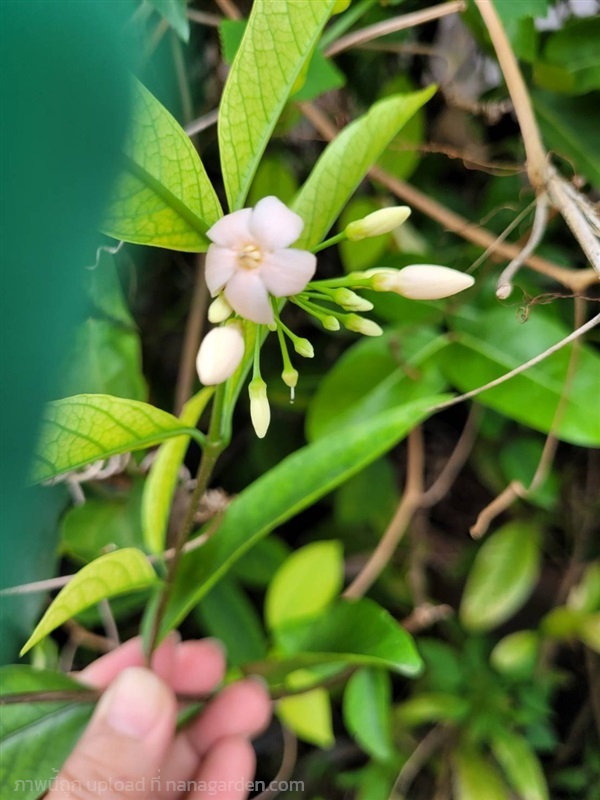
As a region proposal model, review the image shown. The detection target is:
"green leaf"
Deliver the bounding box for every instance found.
[148,0,189,42]
[60,319,146,401]
[159,395,448,637]
[292,86,436,249]
[490,730,549,800]
[490,631,540,678]
[334,458,398,533]
[142,388,213,554]
[0,666,94,799]
[460,521,541,632]
[453,745,510,800]
[247,155,299,208]
[306,326,448,441]
[278,672,334,748]
[343,668,393,762]
[20,548,157,655]
[274,598,423,677]
[396,693,469,727]
[231,536,291,588]
[219,0,336,211]
[291,47,346,102]
[32,394,203,482]
[534,18,600,95]
[375,75,426,183]
[219,19,246,65]
[85,249,135,327]
[443,307,600,446]
[567,562,600,613]
[195,577,267,668]
[265,540,343,630]
[103,79,222,251]
[493,0,548,24]
[61,478,146,563]
[534,91,600,186]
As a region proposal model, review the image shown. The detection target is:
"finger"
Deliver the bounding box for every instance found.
[49,667,176,800]
[185,678,271,757]
[170,639,226,694]
[187,736,256,800]
[78,633,180,689]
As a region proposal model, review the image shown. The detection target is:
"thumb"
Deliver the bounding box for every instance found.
[49,667,176,799]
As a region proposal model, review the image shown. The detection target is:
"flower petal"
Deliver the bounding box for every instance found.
[224,271,274,324]
[260,248,317,297]
[249,196,304,250]
[206,208,252,247]
[205,245,238,295]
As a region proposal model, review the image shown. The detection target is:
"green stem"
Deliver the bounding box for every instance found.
[145,384,226,659]
[312,231,347,254]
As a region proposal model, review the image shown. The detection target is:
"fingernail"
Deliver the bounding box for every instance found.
[99,667,166,738]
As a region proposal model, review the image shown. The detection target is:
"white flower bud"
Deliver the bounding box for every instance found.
[207,294,233,323]
[364,265,475,300]
[343,314,383,337]
[331,288,374,312]
[248,377,270,438]
[196,324,245,385]
[293,338,314,358]
[322,316,341,331]
[282,367,299,402]
[345,206,411,241]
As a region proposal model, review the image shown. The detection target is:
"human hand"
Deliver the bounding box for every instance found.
[48,635,271,799]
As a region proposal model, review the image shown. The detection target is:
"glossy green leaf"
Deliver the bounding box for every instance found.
[195,577,267,668]
[32,394,203,482]
[142,388,213,554]
[61,478,145,563]
[534,91,600,186]
[103,79,222,251]
[334,458,398,533]
[21,548,157,655]
[454,745,510,800]
[148,0,189,42]
[493,0,548,24]
[0,666,94,800]
[219,0,336,211]
[274,598,422,677]
[292,47,346,102]
[343,668,393,762]
[534,18,600,95]
[306,326,448,441]
[375,75,425,184]
[460,521,541,632]
[395,693,469,727]
[443,308,600,446]
[490,730,549,800]
[60,319,146,401]
[292,86,436,249]
[265,540,343,630]
[231,536,291,588]
[278,672,334,748]
[159,395,448,637]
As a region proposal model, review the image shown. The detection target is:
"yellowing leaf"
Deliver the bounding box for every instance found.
[20,549,157,654]
[219,0,336,211]
[103,79,222,251]
[278,670,334,748]
[32,394,203,482]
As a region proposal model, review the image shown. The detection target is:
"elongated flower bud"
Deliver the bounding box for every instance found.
[366,265,474,300]
[248,377,270,438]
[345,206,411,241]
[207,294,233,323]
[322,315,341,331]
[343,314,383,337]
[293,337,314,358]
[196,324,244,385]
[331,288,374,312]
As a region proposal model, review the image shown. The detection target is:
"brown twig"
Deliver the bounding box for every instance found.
[392,725,452,796]
[174,254,209,414]
[324,1,466,58]
[421,407,479,507]
[253,724,298,800]
[214,0,241,21]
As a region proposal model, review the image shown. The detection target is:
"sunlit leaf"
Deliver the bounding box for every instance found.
[490,730,549,800]
[278,672,334,748]
[460,521,541,632]
[453,744,510,800]
[343,668,393,762]
[265,540,343,630]
[157,396,449,637]
[20,548,157,654]
[0,667,94,800]
[103,79,222,251]
[490,631,540,678]
[32,394,203,482]
[142,388,213,554]
[292,86,436,249]
[219,0,336,211]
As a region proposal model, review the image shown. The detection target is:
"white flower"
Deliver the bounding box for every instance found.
[345,206,411,241]
[249,377,270,438]
[196,324,245,385]
[366,264,474,300]
[205,196,317,325]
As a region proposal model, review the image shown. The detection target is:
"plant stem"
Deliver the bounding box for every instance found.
[145,385,226,659]
[312,231,347,253]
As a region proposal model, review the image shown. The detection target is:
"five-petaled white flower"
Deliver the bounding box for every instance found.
[205,196,317,325]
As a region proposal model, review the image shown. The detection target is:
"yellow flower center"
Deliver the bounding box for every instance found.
[238,244,262,270]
